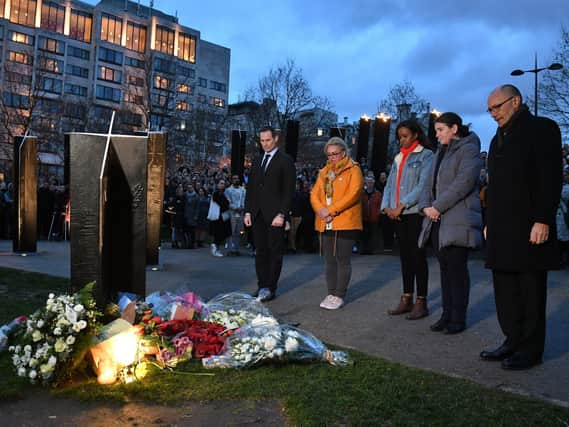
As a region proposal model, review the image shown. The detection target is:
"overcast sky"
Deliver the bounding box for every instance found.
[94,0,569,149]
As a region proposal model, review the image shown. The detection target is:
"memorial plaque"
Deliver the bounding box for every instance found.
[146,132,167,266]
[69,133,148,305]
[13,136,37,253]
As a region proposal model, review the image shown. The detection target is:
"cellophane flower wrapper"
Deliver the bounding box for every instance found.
[202,324,350,369]
[145,291,205,320]
[202,292,275,330]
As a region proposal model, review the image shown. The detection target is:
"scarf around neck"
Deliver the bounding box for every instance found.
[323,155,350,199]
[395,140,420,206]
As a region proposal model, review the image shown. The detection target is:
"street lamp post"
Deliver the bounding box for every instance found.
[511,53,563,116]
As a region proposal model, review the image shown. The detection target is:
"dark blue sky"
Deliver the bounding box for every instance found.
[91,0,569,149]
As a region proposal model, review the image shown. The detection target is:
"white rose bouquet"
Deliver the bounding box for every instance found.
[203,324,350,369]
[9,283,101,385]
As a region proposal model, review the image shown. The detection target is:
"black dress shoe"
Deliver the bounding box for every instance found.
[430,318,449,332]
[480,344,514,361]
[501,352,542,370]
[444,322,466,334]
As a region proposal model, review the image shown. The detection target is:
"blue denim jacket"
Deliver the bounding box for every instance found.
[380,145,433,215]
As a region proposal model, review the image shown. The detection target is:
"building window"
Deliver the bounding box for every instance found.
[98,46,123,65]
[8,30,34,45]
[67,45,90,60]
[152,93,169,108]
[5,71,31,85]
[3,92,29,108]
[125,56,144,68]
[69,9,93,43]
[39,76,62,94]
[177,33,196,63]
[198,77,207,88]
[100,13,122,46]
[124,92,143,104]
[154,75,170,90]
[197,94,206,104]
[65,64,89,78]
[38,36,65,55]
[127,75,144,87]
[97,66,122,84]
[176,100,190,112]
[210,97,225,108]
[209,81,227,92]
[154,25,174,55]
[177,83,191,94]
[40,57,64,74]
[10,0,37,27]
[120,110,143,127]
[96,85,121,103]
[154,57,174,74]
[64,83,87,97]
[126,21,146,53]
[8,50,33,65]
[41,1,65,34]
[177,65,195,79]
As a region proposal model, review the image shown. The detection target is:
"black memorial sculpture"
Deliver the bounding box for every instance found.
[371,116,391,178]
[13,136,38,253]
[231,130,246,179]
[356,117,371,166]
[68,132,147,305]
[146,132,167,266]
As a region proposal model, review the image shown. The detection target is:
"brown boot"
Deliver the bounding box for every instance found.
[406,297,429,320]
[388,294,413,315]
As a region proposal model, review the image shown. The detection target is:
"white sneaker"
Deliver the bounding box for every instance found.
[326,296,344,310]
[319,295,335,309]
[213,249,224,257]
[210,243,217,256]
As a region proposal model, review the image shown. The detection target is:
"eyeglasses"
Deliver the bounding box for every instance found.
[487,96,515,114]
[326,151,344,158]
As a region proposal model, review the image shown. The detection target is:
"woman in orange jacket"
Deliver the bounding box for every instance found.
[311,137,363,310]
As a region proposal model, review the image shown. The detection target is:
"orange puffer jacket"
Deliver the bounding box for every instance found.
[310,159,363,232]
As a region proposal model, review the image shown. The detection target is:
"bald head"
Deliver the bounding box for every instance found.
[487,84,523,128]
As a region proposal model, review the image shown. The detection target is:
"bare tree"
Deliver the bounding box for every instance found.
[377,80,428,118]
[539,26,569,139]
[243,58,332,133]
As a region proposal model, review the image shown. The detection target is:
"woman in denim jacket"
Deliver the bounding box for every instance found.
[381,120,434,319]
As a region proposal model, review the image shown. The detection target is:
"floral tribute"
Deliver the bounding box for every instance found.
[8,283,101,385]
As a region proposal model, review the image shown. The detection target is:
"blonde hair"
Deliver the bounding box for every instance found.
[324,137,349,155]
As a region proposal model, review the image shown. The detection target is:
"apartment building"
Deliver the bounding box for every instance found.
[0,0,231,176]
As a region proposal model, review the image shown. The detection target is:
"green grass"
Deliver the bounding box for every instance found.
[1,266,568,426]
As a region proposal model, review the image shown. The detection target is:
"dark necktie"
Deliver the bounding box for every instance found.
[260,153,271,173]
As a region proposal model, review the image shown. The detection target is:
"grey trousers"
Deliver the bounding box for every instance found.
[322,232,355,298]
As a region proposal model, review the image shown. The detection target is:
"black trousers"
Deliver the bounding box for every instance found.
[252,213,286,292]
[394,214,428,297]
[492,270,547,357]
[432,223,470,324]
[322,232,355,298]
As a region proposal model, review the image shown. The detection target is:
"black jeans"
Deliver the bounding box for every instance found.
[432,222,470,324]
[394,214,428,297]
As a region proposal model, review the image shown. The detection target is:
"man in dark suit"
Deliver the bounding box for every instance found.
[481,84,562,370]
[244,126,296,301]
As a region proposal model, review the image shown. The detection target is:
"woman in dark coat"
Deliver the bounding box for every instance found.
[195,187,210,247]
[209,179,232,257]
[418,112,483,335]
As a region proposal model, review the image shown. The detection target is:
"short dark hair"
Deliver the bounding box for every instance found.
[435,112,470,138]
[259,126,277,137]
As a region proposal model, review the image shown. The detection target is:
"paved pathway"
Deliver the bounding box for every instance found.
[1,240,567,406]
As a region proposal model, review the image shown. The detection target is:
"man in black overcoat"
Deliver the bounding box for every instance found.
[244,126,296,301]
[481,84,562,370]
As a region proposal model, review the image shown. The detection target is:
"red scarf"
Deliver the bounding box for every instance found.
[395,140,419,206]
